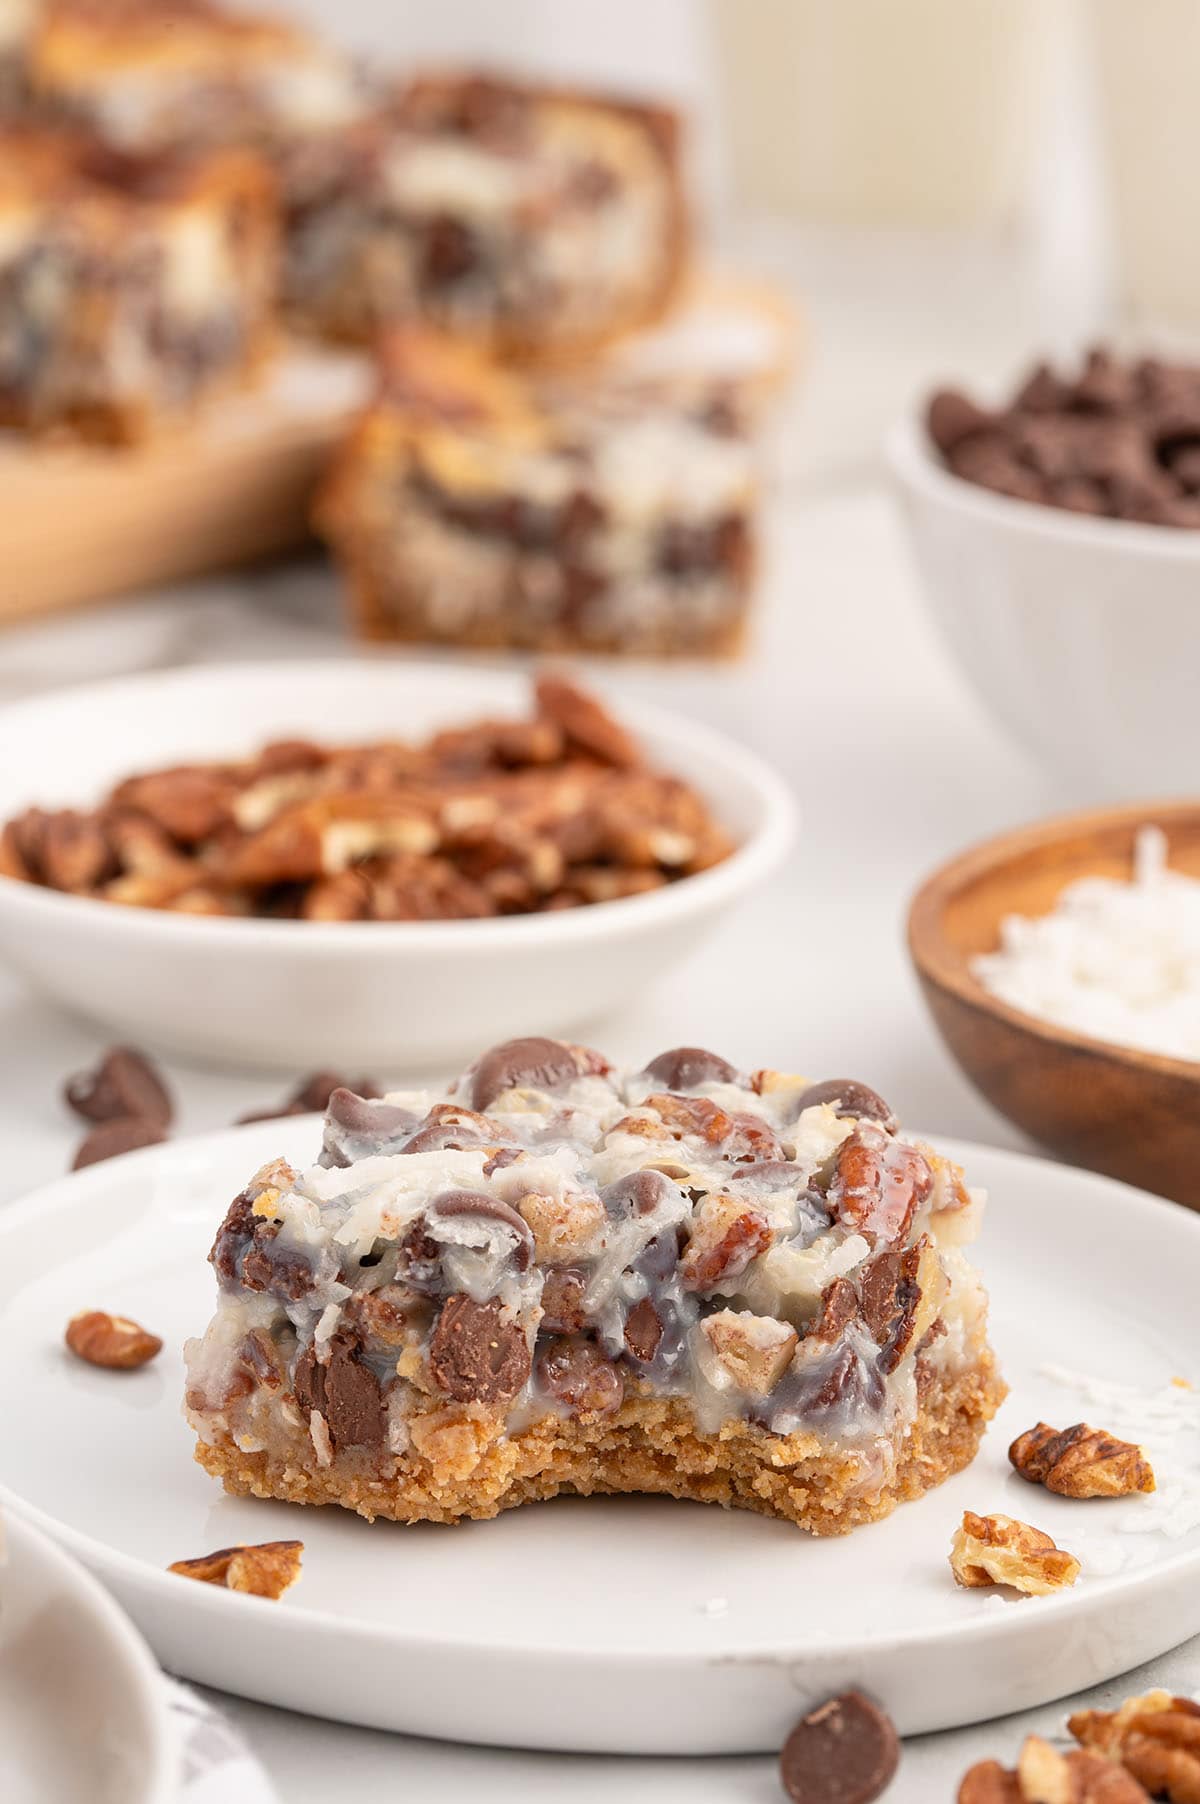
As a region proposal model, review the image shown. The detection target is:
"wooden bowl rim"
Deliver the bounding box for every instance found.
[907,797,1200,1088]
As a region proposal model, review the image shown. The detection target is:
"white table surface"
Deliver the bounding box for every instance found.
[1,232,1195,1797]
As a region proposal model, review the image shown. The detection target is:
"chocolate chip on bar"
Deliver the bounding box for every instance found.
[428,1294,532,1405]
[779,1692,900,1804]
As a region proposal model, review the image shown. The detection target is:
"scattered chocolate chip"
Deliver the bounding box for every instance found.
[64,1045,173,1129]
[469,1037,582,1111]
[793,1080,897,1132]
[72,1116,167,1170]
[431,1189,535,1270]
[239,1070,382,1125]
[428,1294,532,1404]
[642,1046,739,1091]
[779,1691,899,1804]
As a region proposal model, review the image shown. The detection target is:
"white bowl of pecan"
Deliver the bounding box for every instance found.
[0,663,793,1071]
[887,348,1200,795]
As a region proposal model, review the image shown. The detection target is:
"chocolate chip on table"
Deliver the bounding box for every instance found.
[642,1046,739,1091]
[72,1115,168,1169]
[793,1080,898,1133]
[64,1045,173,1129]
[779,1691,900,1804]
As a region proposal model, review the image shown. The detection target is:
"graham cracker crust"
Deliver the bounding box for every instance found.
[193,1350,1005,1535]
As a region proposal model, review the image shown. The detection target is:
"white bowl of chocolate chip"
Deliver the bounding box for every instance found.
[0,660,794,1071]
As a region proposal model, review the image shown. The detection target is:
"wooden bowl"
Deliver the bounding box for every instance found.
[908,800,1200,1210]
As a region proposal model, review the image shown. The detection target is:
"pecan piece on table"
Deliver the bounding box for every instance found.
[1070,1690,1200,1803]
[958,1736,1151,1804]
[65,1309,162,1369]
[949,1511,1080,1596]
[169,1540,303,1599]
[1009,1422,1156,1499]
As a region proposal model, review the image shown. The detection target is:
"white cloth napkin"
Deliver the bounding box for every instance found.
[164,1680,279,1803]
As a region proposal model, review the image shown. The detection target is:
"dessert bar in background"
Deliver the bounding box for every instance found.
[318,332,756,656]
[24,0,368,160]
[282,71,687,357]
[0,673,733,917]
[0,0,32,107]
[185,1042,1003,1531]
[927,346,1200,526]
[0,126,277,441]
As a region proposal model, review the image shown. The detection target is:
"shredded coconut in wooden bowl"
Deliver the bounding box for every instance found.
[973,826,1200,1062]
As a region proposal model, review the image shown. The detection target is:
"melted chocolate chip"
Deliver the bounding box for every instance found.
[428,1294,532,1404]
[537,1336,624,1415]
[291,1331,386,1448]
[431,1189,535,1270]
[641,1047,739,1091]
[794,1080,898,1133]
[623,1298,664,1364]
[779,1691,900,1804]
[469,1037,582,1111]
[65,1045,173,1129]
[602,1168,675,1220]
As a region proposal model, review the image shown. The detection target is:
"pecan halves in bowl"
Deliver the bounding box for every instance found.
[1009,1421,1156,1499]
[949,1511,1080,1596]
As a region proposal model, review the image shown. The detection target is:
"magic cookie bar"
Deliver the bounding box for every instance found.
[25,0,366,159]
[317,333,756,656]
[0,127,276,440]
[281,71,687,357]
[185,1044,1005,1532]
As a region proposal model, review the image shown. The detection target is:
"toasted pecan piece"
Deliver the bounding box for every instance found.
[1009,1422,1156,1499]
[169,1540,303,1599]
[1070,1690,1200,1803]
[949,1511,1080,1596]
[65,1309,162,1369]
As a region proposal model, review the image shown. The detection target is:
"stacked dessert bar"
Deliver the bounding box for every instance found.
[185,1041,1004,1533]
[318,332,756,655]
[0,126,276,439]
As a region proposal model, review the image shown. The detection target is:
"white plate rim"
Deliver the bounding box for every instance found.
[0,1124,1197,1673]
[0,658,796,950]
[3,1510,177,1804]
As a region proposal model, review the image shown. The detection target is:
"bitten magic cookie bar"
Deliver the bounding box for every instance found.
[185,1043,1005,1533]
[0,126,276,440]
[317,332,756,656]
[281,71,687,358]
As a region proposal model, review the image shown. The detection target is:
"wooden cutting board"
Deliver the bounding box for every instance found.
[0,345,370,623]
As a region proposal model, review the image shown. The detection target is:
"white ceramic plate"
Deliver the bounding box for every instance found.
[0,1123,1197,1755]
[0,1511,175,1804]
[0,661,794,1071]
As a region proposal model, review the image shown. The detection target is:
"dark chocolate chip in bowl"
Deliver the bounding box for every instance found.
[428,1294,532,1404]
[793,1080,897,1133]
[779,1691,899,1804]
[642,1046,739,1091]
[72,1116,168,1170]
[925,388,995,456]
[469,1037,581,1112]
[64,1046,173,1129]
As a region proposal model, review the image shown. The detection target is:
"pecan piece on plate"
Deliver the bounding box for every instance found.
[169,1540,303,1599]
[949,1511,1080,1596]
[65,1310,162,1369]
[958,1736,1151,1804]
[1070,1690,1200,1802]
[1009,1422,1156,1499]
